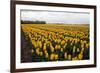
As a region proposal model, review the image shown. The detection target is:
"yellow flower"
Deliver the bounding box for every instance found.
[50,53,55,60]
[61,40,65,45]
[55,54,58,60]
[73,46,76,53]
[40,52,43,56]
[50,45,54,52]
[38,41,42,48]
[36,48,40,55]
[78,53,83,60]
[61,48,63,52]
[63,43,67,49]
[45,53,49,58]
[64,52,67,59]
[77,48,80,52]
[68,54,71,60]
[43,44,46,51]
[86,43,89,48]
[81,48,84,52]
[81,43,84,48]
[55,45,61,50]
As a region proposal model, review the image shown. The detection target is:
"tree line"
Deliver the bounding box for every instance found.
[21,20,46,24]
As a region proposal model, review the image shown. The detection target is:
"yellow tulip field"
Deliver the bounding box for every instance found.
[21,24,90,62]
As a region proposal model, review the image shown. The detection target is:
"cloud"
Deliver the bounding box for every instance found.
[21,10,90,24]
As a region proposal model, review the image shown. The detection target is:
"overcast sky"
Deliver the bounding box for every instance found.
[21,10,90,24]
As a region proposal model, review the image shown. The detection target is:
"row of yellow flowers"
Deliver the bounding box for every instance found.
[21,24,89,62]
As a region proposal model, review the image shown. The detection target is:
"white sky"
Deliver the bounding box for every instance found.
[21,10,90,24]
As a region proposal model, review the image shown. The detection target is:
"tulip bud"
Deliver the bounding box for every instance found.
[68,54,71,60]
